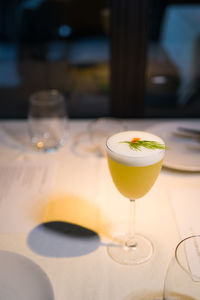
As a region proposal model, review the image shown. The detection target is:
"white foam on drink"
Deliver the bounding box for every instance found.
[106,131,165,166]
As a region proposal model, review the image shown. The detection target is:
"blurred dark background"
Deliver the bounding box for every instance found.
[0,0,200,118]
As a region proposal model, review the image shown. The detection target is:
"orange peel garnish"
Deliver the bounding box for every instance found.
[131,137,141,143]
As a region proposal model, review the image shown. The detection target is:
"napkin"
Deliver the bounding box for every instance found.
[0,160,56,233]
[168,187,200,238]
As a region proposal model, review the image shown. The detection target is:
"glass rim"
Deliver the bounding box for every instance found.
[29,89,65,106]
[175,235,200,280]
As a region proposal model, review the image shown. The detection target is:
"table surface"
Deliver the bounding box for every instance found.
[0,118,199,300]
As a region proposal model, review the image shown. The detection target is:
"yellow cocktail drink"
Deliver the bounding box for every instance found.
[105,130,165,265]
[108,157,163,199]
[106,131,165,200]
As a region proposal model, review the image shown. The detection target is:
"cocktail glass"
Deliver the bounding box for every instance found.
[106,130,165,265]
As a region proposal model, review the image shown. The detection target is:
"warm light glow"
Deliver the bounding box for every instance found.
[37,141,44,149]
[43,194,111,238]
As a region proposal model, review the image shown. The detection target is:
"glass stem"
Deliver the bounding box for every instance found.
[125,199,137,248]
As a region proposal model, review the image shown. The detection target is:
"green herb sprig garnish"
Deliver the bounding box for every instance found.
[120,138,167,151]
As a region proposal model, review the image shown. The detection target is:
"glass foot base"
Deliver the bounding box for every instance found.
[107,234,153,265]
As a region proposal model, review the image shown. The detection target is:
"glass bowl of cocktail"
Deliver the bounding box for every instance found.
[106,131,166,265]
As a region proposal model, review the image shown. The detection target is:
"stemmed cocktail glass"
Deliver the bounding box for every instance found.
[106,130,166,265]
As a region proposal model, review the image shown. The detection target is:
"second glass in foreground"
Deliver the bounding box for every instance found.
[164,235,200,300]
[106,131,165,265]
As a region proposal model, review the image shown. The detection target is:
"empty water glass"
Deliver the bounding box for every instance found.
[28,90,69,152]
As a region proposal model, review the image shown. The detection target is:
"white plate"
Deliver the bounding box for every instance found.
[147,121,200,171]
[0,251,54,300]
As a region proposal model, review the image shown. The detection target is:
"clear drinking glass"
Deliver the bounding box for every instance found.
[106,130,165,265]
[28,90,69,152]
[88,117,126,157]
[163,235,200,300]
[71,117,126,158]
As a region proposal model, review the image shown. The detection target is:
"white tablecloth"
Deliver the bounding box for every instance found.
[0,119,199,300]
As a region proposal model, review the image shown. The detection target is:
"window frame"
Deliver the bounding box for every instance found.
[110,0,148,117]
